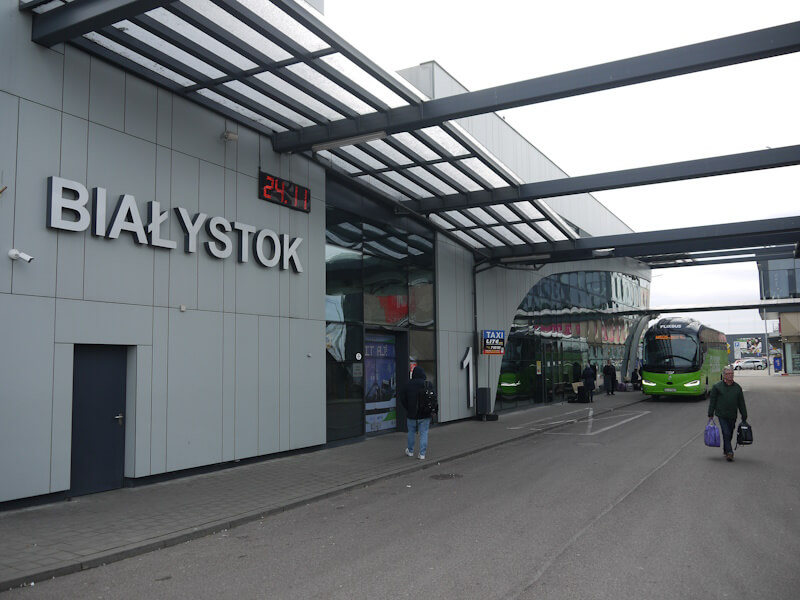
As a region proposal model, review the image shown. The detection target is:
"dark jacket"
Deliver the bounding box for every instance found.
[400,365,428,420]
[581,366,595,391]
[708,380,747,421]
[602,363,617,381]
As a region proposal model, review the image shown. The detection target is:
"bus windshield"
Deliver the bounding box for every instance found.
[643,333,699,372]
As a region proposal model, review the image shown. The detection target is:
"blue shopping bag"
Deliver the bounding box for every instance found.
[704,419,720,447]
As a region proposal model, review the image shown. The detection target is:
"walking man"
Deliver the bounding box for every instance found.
[400,365,432,460]
[708,366,748,462]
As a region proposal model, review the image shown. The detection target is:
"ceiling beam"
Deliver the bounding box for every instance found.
[32,0,178,47]
[416,145,800,213]
[491,216,800,264]
[272,21,800,153]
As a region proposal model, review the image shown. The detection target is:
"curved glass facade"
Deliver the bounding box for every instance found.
[496,271,650,410]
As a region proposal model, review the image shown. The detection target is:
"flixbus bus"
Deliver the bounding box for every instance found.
[641,317,727,399]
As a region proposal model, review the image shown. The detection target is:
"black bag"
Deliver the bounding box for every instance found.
[736,421,753,448]
[416,381,438,418]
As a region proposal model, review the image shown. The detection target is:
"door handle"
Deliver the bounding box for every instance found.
[115,413,124,425]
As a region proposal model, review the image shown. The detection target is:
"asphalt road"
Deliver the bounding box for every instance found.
[6,372,798,600]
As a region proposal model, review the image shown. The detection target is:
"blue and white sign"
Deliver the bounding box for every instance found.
[482,329,505,355]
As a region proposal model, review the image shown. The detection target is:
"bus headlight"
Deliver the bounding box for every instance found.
[684,380,701,387]
[642,380,656,386]
[500,382,519,388]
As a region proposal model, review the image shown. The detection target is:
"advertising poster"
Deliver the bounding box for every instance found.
[364,333,396,432]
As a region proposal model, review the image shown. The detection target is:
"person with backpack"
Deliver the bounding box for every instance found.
[707,366,748,462]
[400,365,436,460]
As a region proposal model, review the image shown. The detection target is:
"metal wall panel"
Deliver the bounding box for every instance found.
[235,313,260,459]
[56,114,88,300]
[63,45,90,120]
[289,317,326,449]
[153,145,172,306]
[14,100,61,297]
[168,150,200,309]
[55,299,153,345]
[150,307,169,474]
[0,294,56,503]
[172,95,225,167]
[131,345,153,478]
[124,75,158,143]
[222,312,236,461]
[84,123,156,305]
[166,309,224,471]
[88,58,125,132]
[258,315,281,454]
[0,92,18,294]
[198,160,225,311]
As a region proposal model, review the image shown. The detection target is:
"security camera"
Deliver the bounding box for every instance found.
[8,249,34,263]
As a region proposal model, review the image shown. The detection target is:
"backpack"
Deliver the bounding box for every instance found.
[416,381,438,419]
[736,421,753,448]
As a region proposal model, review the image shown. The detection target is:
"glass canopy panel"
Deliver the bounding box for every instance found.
[287,63,376,115]
[365,140,413,165]
[338,146,387,170]
[443,210,478,228]
[537,220,569,241]
[408,234,434,250]
[428,213,454,230]
[83,32,195,87]
[239,0,329,52]
[420,126,468,156]
[145,8,259,70]
[254,72,344,120]
[183,0,293,62]
[112,20,227,79]
[431,163,483,191]
[458,158,509,187]
[223,80,314,126]
[382,171,433,198]
[487,204,520,222]
[512,201,544,220]
[389,133,440,161]
[316,150,360,174]
[355,176,409,202]
[471,228,505,247]
[490,225,525,245]
[321,55,408,109]
[466,207,497,225]
[407,167,457,195]
[512,223,547,243]
[451,230,485,249]
[196,88,285,130]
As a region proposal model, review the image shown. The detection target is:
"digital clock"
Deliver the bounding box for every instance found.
[258,171,311,213]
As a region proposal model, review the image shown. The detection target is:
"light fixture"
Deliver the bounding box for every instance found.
[499,253,551,264]
[591,247,615,257]
[221,131,238,142]
[8,249,34,263]
[311,131,387,153]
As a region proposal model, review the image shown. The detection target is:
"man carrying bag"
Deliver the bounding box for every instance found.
[707,366,749,462]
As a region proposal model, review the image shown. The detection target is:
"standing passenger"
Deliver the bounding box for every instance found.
[581,363,596,402]
[602,359,617,395]
[708,366,748,462]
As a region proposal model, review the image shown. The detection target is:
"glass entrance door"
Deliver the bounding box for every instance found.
[364,332,397,432]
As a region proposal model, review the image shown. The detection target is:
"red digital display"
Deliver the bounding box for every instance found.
[258,171,310,213]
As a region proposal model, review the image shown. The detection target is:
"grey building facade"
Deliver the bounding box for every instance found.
[1,2,649,504]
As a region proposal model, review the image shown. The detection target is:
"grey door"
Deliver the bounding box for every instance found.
[70,345,127,496]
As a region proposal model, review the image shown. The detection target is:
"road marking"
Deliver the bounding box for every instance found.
[543,410,651,435]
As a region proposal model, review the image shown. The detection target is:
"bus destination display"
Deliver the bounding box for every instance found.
[258,171,310,213]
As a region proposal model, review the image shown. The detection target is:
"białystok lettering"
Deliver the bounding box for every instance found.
[46,176,303,272]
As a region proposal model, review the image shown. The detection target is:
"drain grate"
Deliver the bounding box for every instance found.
[430,473,463,480]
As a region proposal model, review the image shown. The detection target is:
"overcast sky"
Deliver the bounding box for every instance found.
[322,0,800,335]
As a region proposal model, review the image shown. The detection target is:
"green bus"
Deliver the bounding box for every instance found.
[641,317,727,399]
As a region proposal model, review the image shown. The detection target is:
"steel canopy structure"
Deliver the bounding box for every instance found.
[22,0,800,268]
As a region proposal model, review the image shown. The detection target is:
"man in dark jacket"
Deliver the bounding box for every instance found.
[581,363,596,402]
[708,366,748,462]
[400,365,431,460]
[602,359,617,395]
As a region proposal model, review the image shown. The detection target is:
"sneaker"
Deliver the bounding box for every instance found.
[418,454,425,460]
[726,452,734,462]
[405,448,414,457]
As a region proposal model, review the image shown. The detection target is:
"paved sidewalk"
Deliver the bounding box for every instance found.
[0,394,644,591]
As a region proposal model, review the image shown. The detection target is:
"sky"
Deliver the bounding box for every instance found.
[322,0,800,335]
